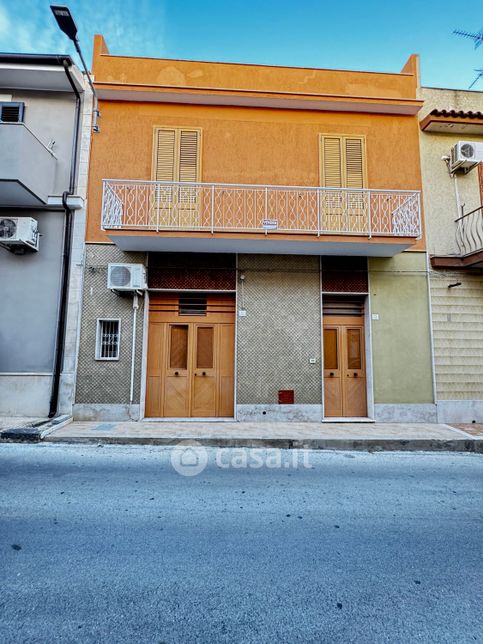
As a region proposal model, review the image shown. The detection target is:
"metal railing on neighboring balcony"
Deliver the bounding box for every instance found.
[455,205,483,256]
[101,180,422,238]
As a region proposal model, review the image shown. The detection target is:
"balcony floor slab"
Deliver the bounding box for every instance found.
[107,232,413,257]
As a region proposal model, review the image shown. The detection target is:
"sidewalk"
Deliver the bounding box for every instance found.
[35,420,483,452]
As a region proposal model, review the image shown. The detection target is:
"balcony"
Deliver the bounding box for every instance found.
[0,123,56,207]
[456,206,483,261]
[102,180,422,256]
[431,206,483,269]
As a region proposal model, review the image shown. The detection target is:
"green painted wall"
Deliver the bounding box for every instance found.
[369,253,433,404]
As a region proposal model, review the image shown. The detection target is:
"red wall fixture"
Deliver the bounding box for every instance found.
[278,389,295,404]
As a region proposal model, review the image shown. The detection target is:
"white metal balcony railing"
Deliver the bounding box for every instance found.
[455,205,483,256]
[101,180,422,238]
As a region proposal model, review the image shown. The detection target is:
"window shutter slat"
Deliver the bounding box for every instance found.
[345,138,364,189]
[154,128,176,181]
[179,130,200,183]
[322,136,343,188]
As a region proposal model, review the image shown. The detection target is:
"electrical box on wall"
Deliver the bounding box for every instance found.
[278,390,295,404]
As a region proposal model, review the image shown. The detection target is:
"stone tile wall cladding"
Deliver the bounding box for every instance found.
[75,244,146,406]
[430,269,483,401]
[237,254,322,405]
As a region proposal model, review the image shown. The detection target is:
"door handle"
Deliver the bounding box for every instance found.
[329,372,334,377]
[354,373,358,377]
[202,372,206,376]
[174,371,179,376]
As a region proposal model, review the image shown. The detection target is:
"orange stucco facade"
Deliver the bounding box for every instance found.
[86,35,424,248]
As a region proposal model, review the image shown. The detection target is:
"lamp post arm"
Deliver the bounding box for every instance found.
[73,37,100,132]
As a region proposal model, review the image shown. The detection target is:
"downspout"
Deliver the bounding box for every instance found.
[48,58,81,418]
[129,293,140,419]
[453,173,465,220]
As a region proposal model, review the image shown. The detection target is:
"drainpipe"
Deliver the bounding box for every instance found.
[48,58,82,418]
[129,293,140,419]
[425,251,438,411]
[453,173,465,220]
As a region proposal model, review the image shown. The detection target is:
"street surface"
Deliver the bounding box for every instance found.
[1,444,482,643]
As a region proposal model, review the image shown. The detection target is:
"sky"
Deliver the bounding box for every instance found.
[0,0,482,90]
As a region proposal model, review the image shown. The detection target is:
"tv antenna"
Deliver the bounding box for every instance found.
[469,69,483,89]
[454,28,483,48]
[454,28,483,88]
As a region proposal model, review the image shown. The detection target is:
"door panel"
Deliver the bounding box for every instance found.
[164,324,190,417]
[218,324,235,417]
[323,315,367,418]
[145,322,165,418]
[323,327,342,417]
[343,326,366,416]
[192,325,217,417]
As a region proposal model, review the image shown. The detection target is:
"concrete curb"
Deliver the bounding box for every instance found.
[43,435,483,452]
[0,415,73,443]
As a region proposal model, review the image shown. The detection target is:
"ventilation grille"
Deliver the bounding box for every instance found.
[0,218,17,239]
[96,319,120,360]
[179,296,207,316]
[148,252,236,290]
[150,294,236,315]
[110,265,132,287]
[322,256,368,293]
[0,102,24,123]
[323,296,365,317]
[460,143,475,159]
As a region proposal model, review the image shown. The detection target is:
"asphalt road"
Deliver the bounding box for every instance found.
[1,444,482,644]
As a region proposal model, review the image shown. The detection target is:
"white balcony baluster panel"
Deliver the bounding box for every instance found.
[101,180,421,239]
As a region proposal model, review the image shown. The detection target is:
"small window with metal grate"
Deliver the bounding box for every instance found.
[95,319,121,360]
[0,102,25,123]
[179,296,207,316]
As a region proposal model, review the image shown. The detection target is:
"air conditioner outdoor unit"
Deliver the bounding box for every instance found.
[108,263,147,291]
[450,141,483,173]
[0,217,39,252]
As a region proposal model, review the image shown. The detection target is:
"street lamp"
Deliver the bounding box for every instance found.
[50,4,100,131]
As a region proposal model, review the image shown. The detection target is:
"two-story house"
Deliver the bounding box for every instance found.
[419,86,483,423]
[74,35,434,423]
[0,53,91,420]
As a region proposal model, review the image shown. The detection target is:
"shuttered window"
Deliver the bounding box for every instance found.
[154,128,176,182]
[320,134,366,189]
[322,137,343,188]
[153,127,201,183]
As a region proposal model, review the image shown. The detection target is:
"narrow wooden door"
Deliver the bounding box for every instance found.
[323,316,367,418]
[145,294,235,418]
[191,325,217,417]
[164,324,190,417]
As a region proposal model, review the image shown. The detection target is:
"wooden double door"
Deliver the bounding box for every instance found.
[145,294,235,418]
[323,315,367,418]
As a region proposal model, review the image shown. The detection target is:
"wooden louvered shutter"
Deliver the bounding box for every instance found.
[154,128,176,181]
[321,136,343,188]
[345,138,365,189]
[320,135,366,189]
[179,129,200,183]
[178,129,200,211]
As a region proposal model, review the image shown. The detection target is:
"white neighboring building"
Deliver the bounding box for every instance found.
[419,86,483,423]
[0,53,92,419]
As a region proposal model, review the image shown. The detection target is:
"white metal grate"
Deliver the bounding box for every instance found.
[96,319,121,360]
